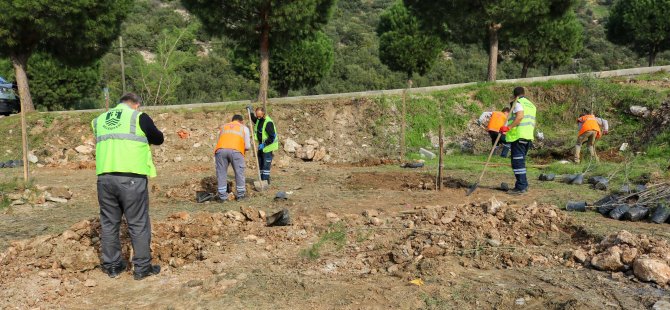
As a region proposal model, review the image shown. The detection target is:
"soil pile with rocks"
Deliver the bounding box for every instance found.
[569,230,670,287]
[154,176,255,201]
[1,185,73,208]
[300,199,582,280]
[0,207,280,282]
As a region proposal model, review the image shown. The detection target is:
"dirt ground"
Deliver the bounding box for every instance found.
[1,157,669,309]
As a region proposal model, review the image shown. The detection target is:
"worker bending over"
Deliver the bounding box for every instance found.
[214,114,251,201]
[478,107,511,157]
[575,112,609,163]
[500,87,536,195]
[247,106,279,184]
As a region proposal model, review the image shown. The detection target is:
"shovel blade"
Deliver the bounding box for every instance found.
[253,180,269,191]
[465,183,478,196]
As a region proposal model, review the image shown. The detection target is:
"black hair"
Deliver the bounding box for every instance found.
[119,93,142,104]
[513,87,525,97]
[232,114,244,122]
[502,107,511,113]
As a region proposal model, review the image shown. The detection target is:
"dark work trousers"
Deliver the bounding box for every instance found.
[488,130,510,158]
[510,139,532,191]
[258,151,273,184]
[97,174,152,273]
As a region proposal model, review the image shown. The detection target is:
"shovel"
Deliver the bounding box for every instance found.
[246,108,268,191]
[466,133,502,196]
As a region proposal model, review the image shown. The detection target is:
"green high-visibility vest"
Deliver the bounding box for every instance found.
[254,115,279,153]
[92,103,157,177]
[506,97,537,142]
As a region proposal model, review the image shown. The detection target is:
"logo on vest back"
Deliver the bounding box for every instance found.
[103,111,123,130]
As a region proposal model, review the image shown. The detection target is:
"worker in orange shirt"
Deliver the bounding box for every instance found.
[214,114,251,201]
[478,107,511,157]
[575,112,609,163]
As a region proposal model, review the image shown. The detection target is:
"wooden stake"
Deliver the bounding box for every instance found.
[119,36,126,94]
[20,98,29,183]
[437,125,444,191]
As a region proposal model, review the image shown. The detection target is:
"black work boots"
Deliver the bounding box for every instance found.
[134,265,161,281]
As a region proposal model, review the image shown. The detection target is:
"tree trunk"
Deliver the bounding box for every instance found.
[547,65,553,76]
[649,49,657,67]
[10,54,35,112]
[521,62,529,78]
[279,86,289,97]
[10,53,32,182]
[258,13,270,111]
[487,23,502,82]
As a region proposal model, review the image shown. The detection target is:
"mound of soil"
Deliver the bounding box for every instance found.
[346,172,469,191]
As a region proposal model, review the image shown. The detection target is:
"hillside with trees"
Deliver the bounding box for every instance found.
[1,0,669,110]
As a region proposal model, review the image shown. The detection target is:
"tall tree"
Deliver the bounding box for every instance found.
[607,0,670,66]
[404,0,576,81]
[271,31,334,97]
[0,0,132,111]
[181,0,337,108]
[505,11,583,78]
[377,1,444,82]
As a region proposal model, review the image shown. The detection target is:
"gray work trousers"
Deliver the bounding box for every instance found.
[97,174,152,273]
[215,149,246,199]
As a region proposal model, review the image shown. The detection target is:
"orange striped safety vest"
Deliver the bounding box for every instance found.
[578,114,601,139]
[487,111,507,132]
[215,121,246,155]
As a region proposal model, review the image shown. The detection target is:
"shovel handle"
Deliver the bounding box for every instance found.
[476,133,502,184]
[246,108,264,190]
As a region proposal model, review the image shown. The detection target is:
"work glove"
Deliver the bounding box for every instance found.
[603,130,609,135]
[258,143,265,151]
[500,126,510,134]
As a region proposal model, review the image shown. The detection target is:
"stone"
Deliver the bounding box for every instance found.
[170,211,190,221]
[174,156,183,163]
[83,279,97,287]
[591,246,624,271]
[486,239,501,247]
[440,210,456,224]
[46,196,68,204]
[59,248,99,272]
[49,187,72,200]
[298,145,316,160]
[186,279,204,287]
[283,138,300,153]
[258,210,266,220]
[369,217,383,226]
[633,258,670,285]
[419,148,436,159]
[326,212,338,219]
[486,196,503,214]
[304,138,319,147]
[313,147,327,161]
[621,247,639,265]
[630,105,650,118]
[653,300,670,310]
[244,235,258,242]
[240,206,260,221]
[61,230,80,241]
[223,211,245,222]
[572,249,588,263]
[363,209,379,218]
[74,145,93,154]
[27,153,38,164]
[614,230,638,246]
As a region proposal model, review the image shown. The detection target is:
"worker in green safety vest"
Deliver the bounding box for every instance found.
[499,87,537,195]
[247,106,279,184]
[92,93,164,280]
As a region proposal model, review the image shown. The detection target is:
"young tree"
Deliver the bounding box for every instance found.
[181,0,337,108]
[607,0,670,66]
[271,31,334,97]
[377,1,444,160]
[505,12,583,77]
[404,0,577,81]
[377,1,444,82]
[0,0,132,111]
